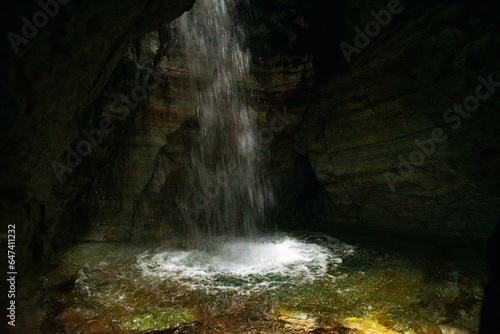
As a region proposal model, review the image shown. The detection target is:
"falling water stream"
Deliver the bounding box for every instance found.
[172,0,272,247]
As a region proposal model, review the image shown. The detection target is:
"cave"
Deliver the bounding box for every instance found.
[1,0,500,333]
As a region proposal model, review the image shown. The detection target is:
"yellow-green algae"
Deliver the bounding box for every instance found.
[117,307,195,332]
[343,315,400,334]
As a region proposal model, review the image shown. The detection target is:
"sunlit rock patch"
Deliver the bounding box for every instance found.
[343,316,400,334]
[271,309,317,331]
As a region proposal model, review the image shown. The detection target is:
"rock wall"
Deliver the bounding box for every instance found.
[298,0,500,237]
[0,0,195,268]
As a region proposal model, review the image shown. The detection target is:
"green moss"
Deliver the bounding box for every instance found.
[117,307,195,332]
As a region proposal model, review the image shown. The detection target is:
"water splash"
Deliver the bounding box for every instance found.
[137,234,354,294]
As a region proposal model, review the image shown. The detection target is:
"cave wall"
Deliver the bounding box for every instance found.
[0,0,195,268]
[298,0,500,237]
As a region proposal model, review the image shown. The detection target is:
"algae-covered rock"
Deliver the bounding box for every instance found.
[272,308,317,331]
[343,316,400,334]
[117,307,195,332]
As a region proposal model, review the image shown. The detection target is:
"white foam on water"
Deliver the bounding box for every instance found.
[137,234,354,294]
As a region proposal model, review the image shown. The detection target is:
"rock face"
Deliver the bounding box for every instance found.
[0,0,195,268]
[297,1,500,237]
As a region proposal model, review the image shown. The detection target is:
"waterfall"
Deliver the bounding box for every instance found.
[170,0,273,248]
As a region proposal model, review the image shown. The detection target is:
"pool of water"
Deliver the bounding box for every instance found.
[22,231,486,333]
